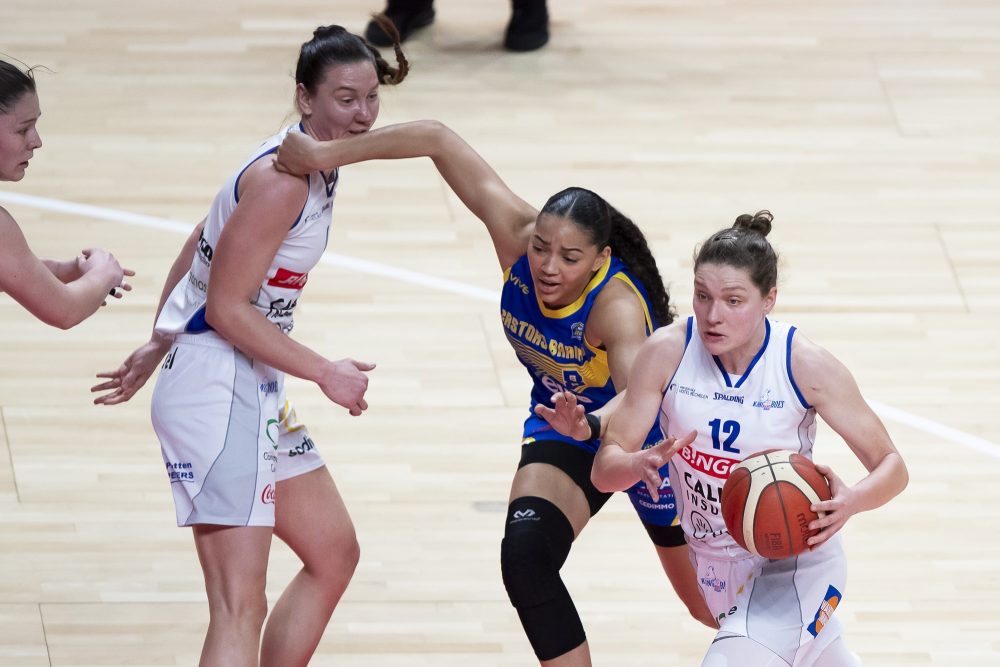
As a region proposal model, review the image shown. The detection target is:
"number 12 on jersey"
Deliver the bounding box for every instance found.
[709,418,741,453]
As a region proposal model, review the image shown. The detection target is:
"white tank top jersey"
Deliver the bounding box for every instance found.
[155,124,338,337]
[662,316,818,557]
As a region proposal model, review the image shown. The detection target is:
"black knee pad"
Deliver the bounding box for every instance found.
[500,496,585,660]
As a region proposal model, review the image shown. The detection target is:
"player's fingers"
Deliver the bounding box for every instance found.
[810,499,838,514]
[815,463,842,486]
[94,390,122,405]
[644,474,661,503]
[807,524,840,548]
[90,380,118,392]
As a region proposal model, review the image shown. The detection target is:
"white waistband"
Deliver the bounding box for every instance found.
[172,330,235,350]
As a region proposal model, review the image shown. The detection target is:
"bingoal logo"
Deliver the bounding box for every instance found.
[679,445,740,479]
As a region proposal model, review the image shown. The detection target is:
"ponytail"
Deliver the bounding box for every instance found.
[606,205,674,327]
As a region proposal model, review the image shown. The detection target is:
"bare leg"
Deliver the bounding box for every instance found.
[654,543,718,629]
[192,524,273,666]
[540,641,592,667]
[259,467,360,666]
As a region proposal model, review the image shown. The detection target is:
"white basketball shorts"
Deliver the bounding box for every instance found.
[151,331,325,527]
[693,535,847,666]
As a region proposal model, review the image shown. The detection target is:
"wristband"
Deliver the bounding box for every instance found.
[585,413,601,441]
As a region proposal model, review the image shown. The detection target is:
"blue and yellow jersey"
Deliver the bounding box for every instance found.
[500,254,663,453]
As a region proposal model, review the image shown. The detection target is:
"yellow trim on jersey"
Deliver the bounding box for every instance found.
[508,337,612,391]
[503,266,512,281]
[612,272,654,333]
[536,256,613,319]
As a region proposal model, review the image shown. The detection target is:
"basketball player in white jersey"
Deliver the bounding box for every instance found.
[549,211,907,666]
[0,59,130,327]
[91,19,409,666]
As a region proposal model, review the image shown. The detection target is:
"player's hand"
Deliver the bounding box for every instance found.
[79,249,133,304]
[317,358,375,416]
[105,267,135,303]
[92,336,172,405]
[806,464,856,548]
[632,430,695,501]
[275,132,323,175]
[79,248,124,285]
[534,390,591,441]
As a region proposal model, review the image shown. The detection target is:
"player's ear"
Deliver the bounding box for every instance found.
[295,83,313,117]
[763,286,777,315]
[592,244,611,272]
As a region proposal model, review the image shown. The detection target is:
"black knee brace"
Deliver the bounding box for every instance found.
[500,496,585,660]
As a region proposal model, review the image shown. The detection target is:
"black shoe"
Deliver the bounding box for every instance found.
[365,0,436,46]
[504,0,549,51]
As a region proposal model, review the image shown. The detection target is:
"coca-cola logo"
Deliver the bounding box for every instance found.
[261,484,276,504]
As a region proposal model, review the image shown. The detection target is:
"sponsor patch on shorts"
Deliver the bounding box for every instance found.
[807,585,841,637]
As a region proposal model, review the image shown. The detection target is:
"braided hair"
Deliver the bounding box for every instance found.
[295,14,409,97]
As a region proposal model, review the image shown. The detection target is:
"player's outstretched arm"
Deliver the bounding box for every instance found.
[793,333,908,548]
[0,206,126,329]
[92,220,205,405]
[592,323,689,495]
[276,121,537,268]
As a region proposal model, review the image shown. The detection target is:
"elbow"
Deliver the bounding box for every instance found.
[40,309,84,330]
[51,316,79,331]
[590,468,614,494]
[895,454,909,494]
[419,120,451,155]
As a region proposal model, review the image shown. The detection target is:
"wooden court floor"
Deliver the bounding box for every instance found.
[1,0,999,664]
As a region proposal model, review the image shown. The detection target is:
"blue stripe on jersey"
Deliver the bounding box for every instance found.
[501,254,661,451]
[685,315,693,348]
[184,305,212,333]
[711,318,771,388]
[233,147,278,203]
[321,168,339,198]
[233,145,310,230]
[786,326,812,409]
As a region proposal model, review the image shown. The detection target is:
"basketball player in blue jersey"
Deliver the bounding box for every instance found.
[0,59,131,327]
[573,211,908,666]
[274,123,716,665]
[91,19,409,666]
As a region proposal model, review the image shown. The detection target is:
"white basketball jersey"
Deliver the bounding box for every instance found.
[662,316,817,556]
[155,124,338,337]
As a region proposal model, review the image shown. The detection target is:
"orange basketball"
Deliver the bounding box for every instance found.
[721,449,832,559]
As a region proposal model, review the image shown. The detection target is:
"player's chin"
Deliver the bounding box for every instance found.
[3,166,27,182]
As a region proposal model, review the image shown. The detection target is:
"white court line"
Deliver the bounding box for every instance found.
[3,189,1000,460]
[0,191,499,303]
[868,400,1000,459]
